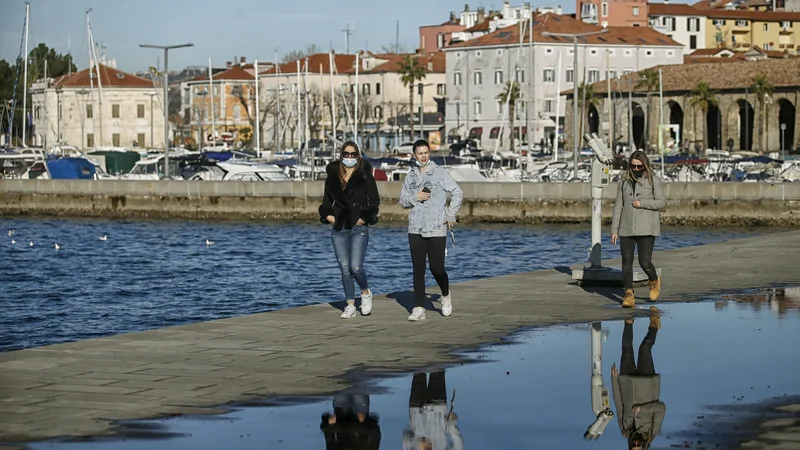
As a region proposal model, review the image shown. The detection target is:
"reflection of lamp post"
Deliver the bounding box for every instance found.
[585,322,613,441]
[76,89,90,149]
[542,29,609,180]
[139,42,194,178]
[144,92,157,148]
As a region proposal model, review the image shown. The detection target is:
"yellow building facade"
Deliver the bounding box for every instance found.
[705,10,800,51]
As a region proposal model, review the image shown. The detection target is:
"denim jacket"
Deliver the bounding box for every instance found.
[399,161,463,238]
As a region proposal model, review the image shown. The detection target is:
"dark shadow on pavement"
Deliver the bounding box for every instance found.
[387,291,442,315]
[580,285,623,304]
[328,299,364,312]
[553,266,573,276]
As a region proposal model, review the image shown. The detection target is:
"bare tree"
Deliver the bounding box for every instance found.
[281,44,323,63]
[232,84,275,148]
[380,42,409,54]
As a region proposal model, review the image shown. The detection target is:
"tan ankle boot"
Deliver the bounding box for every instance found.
[649,306,661,329]
[649,277,661,302]
[622,289,635,308]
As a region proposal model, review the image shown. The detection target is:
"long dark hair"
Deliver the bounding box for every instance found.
[624,150,655,182]
[338,140,364,190]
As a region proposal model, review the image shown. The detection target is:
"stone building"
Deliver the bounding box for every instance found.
[563,57,800,153]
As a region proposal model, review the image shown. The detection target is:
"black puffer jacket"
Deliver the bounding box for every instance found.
[318,161,380,230]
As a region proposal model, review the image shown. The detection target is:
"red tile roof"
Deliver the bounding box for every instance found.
[648,3,705,15]
[566,57,800,95]
[705,8,800,20]
[463,14,502,32]
[448,13,682,48]
[341,52,446,74]
[688,47,737,56]
[262,53,356,75]
[188,64,256,82]
[54,65,154,88]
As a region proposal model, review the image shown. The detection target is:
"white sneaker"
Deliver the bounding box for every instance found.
[441,294,452,317]
[360,289,373,315]
[408,307,426,321]
[341,304,357,319]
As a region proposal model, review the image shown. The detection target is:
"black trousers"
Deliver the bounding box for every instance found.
[620,322,658,376]
[408,234,449,307]
[409,371,447,407]
[620,235,658,290]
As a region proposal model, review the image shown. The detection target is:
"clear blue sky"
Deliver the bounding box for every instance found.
[0,0,582,73]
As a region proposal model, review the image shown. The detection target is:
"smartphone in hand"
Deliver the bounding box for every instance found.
[421,186,431,202]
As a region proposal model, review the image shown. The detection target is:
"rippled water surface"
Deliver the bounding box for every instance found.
[0,217,772,351]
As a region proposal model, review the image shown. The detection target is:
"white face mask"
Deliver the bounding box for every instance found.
[415,159,429,168]
[342,158,357,168]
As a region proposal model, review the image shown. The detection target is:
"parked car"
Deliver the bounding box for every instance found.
[392,141,415,154]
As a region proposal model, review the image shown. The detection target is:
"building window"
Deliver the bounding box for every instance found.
[476,50,482,57]
[137,104,145,118]
[112,133,120,147]
[497,100,503,113]
[590,48,598,55]
[690,35,698,49]
[763,23,769,32]
[437,33,445,48]
[688,18,700,32]
[624,49,632,56]
[601,2,608,17]
[764,43,771,50]
[781,21,791,29]
[376,83,381,95]
[607,69,617,79]
[544,99,554,113]
[515,69,525,83]
[566,68,574,83]
[112,104,120,118]
[437,83,446,96]
[474,70,482,85]
[374,106,383,118]
[86,104,93,118]
[736,20,748,26]
[362,84,370,95]
[632,6,639,16]
[543,68,555,82]
[623,69,633,75]
[608,49,616,56]
[588,69,600,82]
[494,70,503,85]
[137,133,145,147]
[454,71,462,85]
[545,47,553,54]
[86,133,94,147]
[474,101,481,116]
[233,104,241,119]
[645,50,653,57]
[713,19,725,27]
[497,49,503,56]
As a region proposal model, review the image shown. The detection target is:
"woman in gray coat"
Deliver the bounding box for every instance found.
[610,150,665,308]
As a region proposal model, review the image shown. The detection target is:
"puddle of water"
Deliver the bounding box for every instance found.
[27,288,800,450]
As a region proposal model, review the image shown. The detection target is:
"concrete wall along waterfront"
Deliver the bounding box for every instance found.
[1,180,799,226]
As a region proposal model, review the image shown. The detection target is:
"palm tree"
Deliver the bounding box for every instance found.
[576,82,598,147]
[398,55,427,140]
[688,81,719,152]
[497,81,522,151]
[635,68,659,148]
[751,74,774,153]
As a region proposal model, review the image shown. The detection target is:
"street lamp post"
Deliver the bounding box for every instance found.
[781,123,786,160]
[139,43,194,178]
[542,29,608,180]
[144,92,157,148]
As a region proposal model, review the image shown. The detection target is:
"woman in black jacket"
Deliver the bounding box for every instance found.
[319,141,381,319]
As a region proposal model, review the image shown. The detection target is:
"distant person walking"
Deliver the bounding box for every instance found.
[611,150,665,308]
[400,139,463,321]
[319,141,381,319]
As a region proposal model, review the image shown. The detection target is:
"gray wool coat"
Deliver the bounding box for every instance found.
[611,174,666,237]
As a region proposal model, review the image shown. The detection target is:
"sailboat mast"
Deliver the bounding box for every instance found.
[208,56,215,147]
[304,58,311,179]
[22,2,29,146]
[44,58,48,148]
[296,60,301,151]
[254,58,260,158]
[329,51,336,159]
[87,10,104,147]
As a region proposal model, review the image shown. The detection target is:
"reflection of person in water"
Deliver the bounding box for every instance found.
[403,371,463,450]
[611,308,666,449]
[320,393,381,450]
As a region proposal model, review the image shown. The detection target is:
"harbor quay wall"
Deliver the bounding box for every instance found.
[1,180,799,226]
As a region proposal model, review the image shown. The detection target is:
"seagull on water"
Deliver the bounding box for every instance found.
[205,239,214,246]
[11,239,15,244]
[99,235,108,241]
[8,230,15,236]
[54,243,60,250]
[29,241,34,247]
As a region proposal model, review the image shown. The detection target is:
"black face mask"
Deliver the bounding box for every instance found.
[632,169,645,179]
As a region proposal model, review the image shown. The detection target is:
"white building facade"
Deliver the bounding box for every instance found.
[443,13,684,149]
[648,4,708,53]
[29,65,165,149]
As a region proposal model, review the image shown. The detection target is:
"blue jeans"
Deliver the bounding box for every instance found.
[331,225,370,301]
